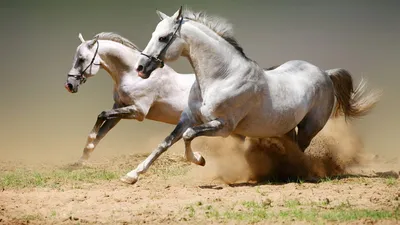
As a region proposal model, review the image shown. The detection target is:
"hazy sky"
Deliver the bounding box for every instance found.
[0,0,399,162]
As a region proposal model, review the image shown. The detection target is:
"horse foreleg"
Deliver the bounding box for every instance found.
[120,112,194,184]
[79,104,144,163]
[182,119,229,166]
[98,105,145,121]
[77,103,121,164]
[79,118,121,163]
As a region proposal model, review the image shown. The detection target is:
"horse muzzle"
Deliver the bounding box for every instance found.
[137,71,150,79]
[64,82,77,93]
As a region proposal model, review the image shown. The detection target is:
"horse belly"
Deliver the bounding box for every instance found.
[234,117,293,138]
[146,102,182,125]
[233,105,306,138]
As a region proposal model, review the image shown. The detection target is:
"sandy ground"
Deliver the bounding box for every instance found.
[1,118,400,224]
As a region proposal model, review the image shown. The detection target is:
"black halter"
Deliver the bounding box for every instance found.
[140,16,184,68]
[67,40,100,84]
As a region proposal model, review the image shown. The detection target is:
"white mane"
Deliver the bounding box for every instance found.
[94,32,141,51]
[183,9,249,59]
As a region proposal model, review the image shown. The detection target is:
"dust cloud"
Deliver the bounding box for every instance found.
[191,117,399,184]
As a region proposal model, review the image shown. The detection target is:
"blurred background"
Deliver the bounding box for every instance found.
[0,0,398,163]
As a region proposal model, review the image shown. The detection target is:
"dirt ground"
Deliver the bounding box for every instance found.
[1,118,400,225]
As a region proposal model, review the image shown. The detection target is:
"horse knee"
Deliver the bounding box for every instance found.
[182,128,196,141]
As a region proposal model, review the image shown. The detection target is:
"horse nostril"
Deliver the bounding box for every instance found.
[136,65,144,72]
[67,83,73,91]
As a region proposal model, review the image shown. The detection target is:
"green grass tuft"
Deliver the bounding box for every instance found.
[184,200,400,223]
[322,209,399,222]
[284,199,301,208]
[385,177,397,186]
[0,168,119,188]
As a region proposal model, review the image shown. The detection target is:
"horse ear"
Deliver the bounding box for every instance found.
[172,6,183,22]
[78,33,85,43]
[87,36,99,48]
[156,10,169,21]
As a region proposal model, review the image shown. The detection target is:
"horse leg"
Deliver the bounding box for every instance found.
[98,104,145,121]
[297,106,332,152]
[285,128,297,143]
[78,103,121,164]
[79,104,146,163]
[121,112,194,184]
[182,119,232,166]
[79,118,121,163]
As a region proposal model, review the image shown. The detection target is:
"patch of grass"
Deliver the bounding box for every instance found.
[50,211,57,217]
[186,205,196,218]
[0,154,191,189]
[336,201,352,210]
[1,171,46,188]
[386,177,397,186]
[319,176,332,182]
[322,209,399,222]
[20,213,43,221]
[224,208,271,222]
[185,200,400,223]
[204,205,220,219]
[0,168,119,188]
[186,201,274,223]
[317,198,330,207]
[318,176,343,184]
[279,208,319,222]
[296,177,305,184]
[284,199,301,208]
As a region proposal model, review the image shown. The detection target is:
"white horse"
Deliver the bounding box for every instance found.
[66,32,195,164]
[120,7,380,184]
[65,32,285,164]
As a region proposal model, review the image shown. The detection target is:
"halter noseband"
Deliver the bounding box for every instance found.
[140,16,184,68]
[67,40,100,84]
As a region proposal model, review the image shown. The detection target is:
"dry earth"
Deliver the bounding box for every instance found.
[1,118,400,225]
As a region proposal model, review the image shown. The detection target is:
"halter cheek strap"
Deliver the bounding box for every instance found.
[140,52,165,68]
[140,16,184,68]
[67,40,100,84]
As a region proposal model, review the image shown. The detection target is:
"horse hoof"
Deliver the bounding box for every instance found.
[70,160,89,168]
[193,152,206,166]
[79,159,93,167]
[120,175,138,184]
[198,157,206,166]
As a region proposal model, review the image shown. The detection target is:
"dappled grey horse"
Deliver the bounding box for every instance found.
[121,7,380,184]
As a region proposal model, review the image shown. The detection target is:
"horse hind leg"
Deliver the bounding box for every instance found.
[182,119,232,166]
[297,106,332,152]
[285,128,297,143]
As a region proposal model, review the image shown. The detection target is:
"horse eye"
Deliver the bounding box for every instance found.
[158,36,168,43]
[77,57,85,63]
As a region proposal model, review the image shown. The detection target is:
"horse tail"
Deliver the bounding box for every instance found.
[326,68,382,119]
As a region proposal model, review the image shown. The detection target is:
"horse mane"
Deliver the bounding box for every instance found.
[93,32,142,51]
[183,9,250,60]
[264,65,280,71]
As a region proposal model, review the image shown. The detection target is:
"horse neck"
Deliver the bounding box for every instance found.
[182,22,250,90]
[98,40,139,84]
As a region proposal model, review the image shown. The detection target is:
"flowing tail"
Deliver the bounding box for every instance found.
[326,68,382,119]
